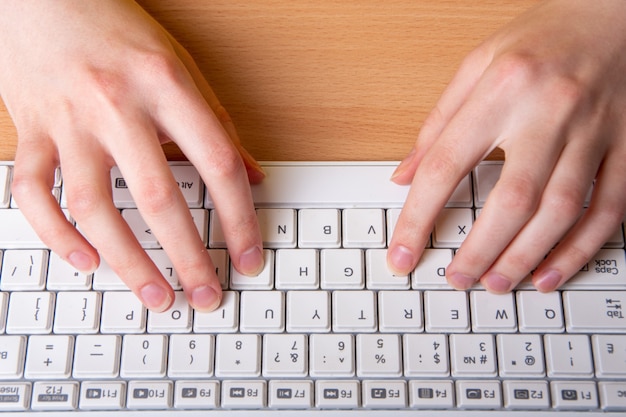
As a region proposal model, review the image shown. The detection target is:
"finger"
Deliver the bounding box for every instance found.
[166,33,265,183]
[151,73,264,277]
[60,136,176,313]
[392,46,493,184]
[106,120,224,312]
[12,134,99,273]
[478,136,602,293]
[532,145,626,291]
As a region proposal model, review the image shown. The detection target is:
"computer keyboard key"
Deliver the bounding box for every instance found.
[365,249,409,290]
[408,380,455,409]
[496,334,545,377]
[591,335,626,378]
[46,252,92,290]
[268,380,314,409]
[24,335,74,379]
[361,380,407,409]
[342,209,386,248]
[356,334,402,377]
[309,334,355,377]
[100,292,146,334]
[332,290,377,332]
[6,291,55,334]
[167,334,214,377]
[0,335,26,379]
[173,380,219,409]
[563,249,626,289]
[473,161,502,208]
[550,381,598,410]
[315,380,360,409]
[563,291,626,332]
[239,290,284,333]
[53,291,101,334]
[320,249,365,289]
[412,249,453,289]
[262,334,308,377]
[257,208,297,248]
[31,381,78,411]
[470,291,517,333]
[433,208,473,248]
[403,334,450,377]
[79,381,126,410]
[298,209,341,248]
[120,335,167,378]
[220,380,266,409]
[450,334,497,377]
[544,334,594,378]
[72,335,121,379]
[126,380,172,410]
[378,290,424,333]
[286,290,330,333]
[275,248,319,289]
[502,380,550,410]
[229,249,274,290]
[516,290,565,333]
[147,292,192,334]
[214,334,261,377]
[193,291,239,333]
[0,249,48,291]
[598,381,626,411]
[456,380,502,409]
[0,165,10,208]
[0,383,30,411]
[424,291,470,333]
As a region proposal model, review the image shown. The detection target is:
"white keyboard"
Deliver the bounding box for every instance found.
[0,160,624,416]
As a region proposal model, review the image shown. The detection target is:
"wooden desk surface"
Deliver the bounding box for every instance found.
[0,0,539,162]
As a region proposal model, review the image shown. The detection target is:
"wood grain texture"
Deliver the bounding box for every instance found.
[0,1,539,161]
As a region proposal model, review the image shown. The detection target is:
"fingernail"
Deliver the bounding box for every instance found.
[390,147,416,180]
[534,269,562,292]
[388,245,416,274]
[140,283,172,312]
[190,285,221,312]
[239,246,265,276]
[67,251,97,273]
[448,272,476,290]
[484,272,513,293]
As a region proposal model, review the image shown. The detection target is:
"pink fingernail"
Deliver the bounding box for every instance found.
[239,246,264,276]
[390,148,417,180]
[67,251,97,273]
[190,286,221,312]
[140,283,172,312]
[388,245,416,274]
[534,270,562,292]
[484,272,513,293]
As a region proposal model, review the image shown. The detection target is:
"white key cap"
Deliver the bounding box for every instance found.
[386,208,401,248]
[92,260,128,290]
[145,249,180,290]
[315,380,360,409]
[356,334,402,377]
[563,291,626,332]
[73,335,121,378]
[450,334,497,377]
[79,381,126,410]
[239,291,284,333]
[229,249,274,290]
[366,249,409,289]
[193,291,239,333]
[424,291,470,333]
[362,380,407,409]
[0,335,26,379]
[0,165,10,208]
[342,208,386,248]
[126,381,172,410]
[516,290,564,333]
[257,208,296,248]
[309,334,355,377]
[502,380,550,410]
[473,161,502,207]
[0,292,6,334]
[46,252,92,290]
[551,381,598,410]
[378,291,423,332]
[168,334,214,377]
[100,292,146,334]
[0,210,54,248]
[544,334,594,378]
[403,334,449,377]
[298,209,341,248]
[208,210,226,248]
[6,291,54,334]
[286,290,330,333]
[449,174,474,208]
[409,380,454,409]
[275,249,319,289]
[111,165,203,208]
[432,208,473,248]
[592,335,626,378]
[221,380,266,409]
[599,381,626,412]
[320,249,364,289]
[31,381,78,411]
[214,334,261,377]
[24,335,73,379]
[53,291,101,334]
[564,249,626,289]
[0,383,30,411]
[0,250,48,290]
[120,335,167,378]
[268,380,313,409]
[412,249,452,289]
[456,380,502,409]
[496,334,545,377]
[174,381,219,409]
[332,290,377,332]
[470,291,517,332]
[262,334,308,377]
[147,292,192,333]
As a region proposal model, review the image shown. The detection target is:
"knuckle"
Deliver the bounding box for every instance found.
[493,175,541,216]
[66,184,103,220]
[206,145,244,179]
[544,187,585,220]
[420,149,461,186]
[134,178,180,216]
[490,51,543,91]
